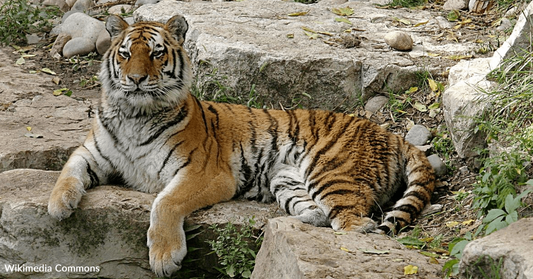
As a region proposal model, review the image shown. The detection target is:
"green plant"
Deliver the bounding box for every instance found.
[0,0,61,45]
[388,0,426,8]
[482,189,531,234]
[443,231,475,278]
[207,217,262,278]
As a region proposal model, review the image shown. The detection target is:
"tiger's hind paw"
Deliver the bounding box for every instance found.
[292,207,330,227]
[332,217,377,233]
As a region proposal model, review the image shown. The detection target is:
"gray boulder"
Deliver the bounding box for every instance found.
[134,0,480,109]
[0,169,283,279]
[458,218,533,279]
[252,217,442,279]
[58,12,105,57]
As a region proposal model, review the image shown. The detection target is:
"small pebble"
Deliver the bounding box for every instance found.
[428,154,447,177]
[405,124,431,146]
[384,31,413,51]
[364,95,389,114]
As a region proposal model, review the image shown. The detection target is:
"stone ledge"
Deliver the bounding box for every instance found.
[252,217,443,279]
[0,169,283,278]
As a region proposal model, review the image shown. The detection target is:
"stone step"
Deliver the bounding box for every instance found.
[134,0,478,110]
[0,169,283,279]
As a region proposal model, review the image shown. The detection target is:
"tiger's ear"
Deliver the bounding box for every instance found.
[165,15,188,45]
[106,15,129,38]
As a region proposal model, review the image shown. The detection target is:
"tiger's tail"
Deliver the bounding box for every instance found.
[378,140,436,234]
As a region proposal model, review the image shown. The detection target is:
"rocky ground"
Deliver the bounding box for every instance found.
[1,0,531,278]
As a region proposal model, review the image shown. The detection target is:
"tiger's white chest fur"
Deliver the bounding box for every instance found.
[95,107,189,193]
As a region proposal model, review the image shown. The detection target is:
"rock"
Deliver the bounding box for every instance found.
[63,37,95,58]
[134,0,481,109]
[405,124,431,146]
[496,18,512,31]
[458,218,533,279]
[25,33,41,44]
[71,0,92,12]
[50,33,72,57]
[490,1,533,69]
[469,0,494,13]
[364,95,389,113]
[65,0,76,8]
[252,217,442,279]
[135,0,159,6]
[96,29,111,55]
[443,0,468,10]
[427,154,446,177]
[0,48,95,172]
[107,4,133,15]
[383,31,413,51]
[58,12,105,57]
[0,169,284,279]
[443,58,493,160]
[42,0,69,11]
[416,144,433,155]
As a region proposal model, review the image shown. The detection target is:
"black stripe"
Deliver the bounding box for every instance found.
[304,116,355,178]
[207,105,220,130]
[172,148,196,177]
[92,131,113,167]
[392,204,418,221]
[194,97,209,136]
[83,157,100,188]
[283,194,308,214]
[328,205,352,220]
[320,189,356,199]
[158,140,184,177]
[310,179,354,200]
[292,198,313,209]
[403,190,430,204]
[140,106,188,146]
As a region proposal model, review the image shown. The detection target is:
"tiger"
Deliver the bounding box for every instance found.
[48,14,436,277]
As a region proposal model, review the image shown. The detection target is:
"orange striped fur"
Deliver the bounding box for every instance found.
[48,14,435,277]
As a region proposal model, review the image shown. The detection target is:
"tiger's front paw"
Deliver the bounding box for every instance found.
[147,225,187,277]
[48,177,84,220]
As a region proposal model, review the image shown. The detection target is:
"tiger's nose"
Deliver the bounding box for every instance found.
[127,74,148,85]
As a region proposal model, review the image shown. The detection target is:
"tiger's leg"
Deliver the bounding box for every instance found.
[48,132,110,220]
[148,169,236,277]
[269,165,329,227]
[310,179,378,233]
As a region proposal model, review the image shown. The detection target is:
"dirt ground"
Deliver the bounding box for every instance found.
[2,1,525,276]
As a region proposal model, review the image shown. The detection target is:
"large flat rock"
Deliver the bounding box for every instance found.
[458,217,533,279]
[252,217,443,279]
[135,0,478,110]
[0,169,283,278]
[0,48,93,173]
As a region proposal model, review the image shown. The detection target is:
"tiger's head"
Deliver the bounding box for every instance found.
[100,15,193,115]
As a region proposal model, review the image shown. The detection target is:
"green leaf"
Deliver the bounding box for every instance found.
[242,269,252,278]
[397,236,425,247]
[450,240,469,258]
[443,259,459,276]
[335,17,352,24]
[505,210,518,224]
[485,218,507,234]
[483,209,506,223]
[331,6,354,16]
[413,102,427,112]
[504,194,518,214]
